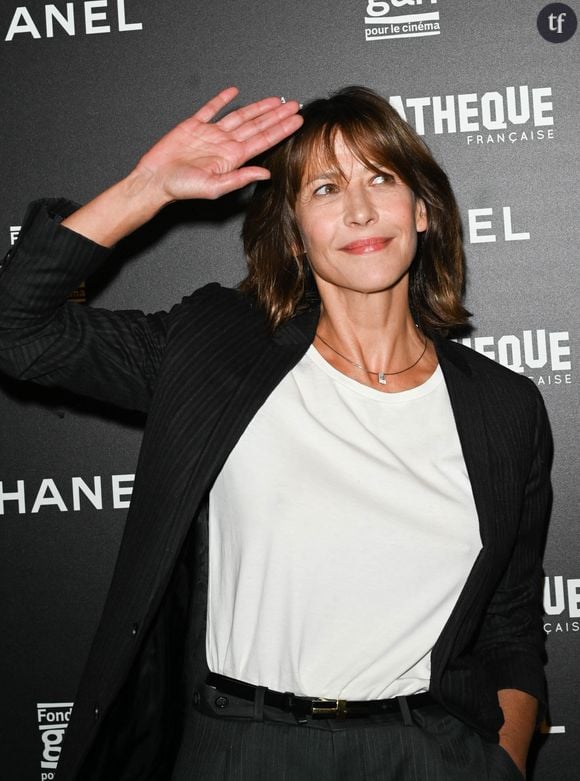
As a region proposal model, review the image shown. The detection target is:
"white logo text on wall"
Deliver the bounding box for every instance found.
[456,330,572,388]
[4,1,142,41]
[465,206,530,244]
[389,86,555,146]
[0,474,134,516]
[37,702,73,780]
[544,576,580,634]
[365,0,440,42]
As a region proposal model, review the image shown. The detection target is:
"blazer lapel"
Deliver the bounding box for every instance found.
[143,303,320,608]
[435,337,495,547]
[430,336,499,683]
[191,304,319,488]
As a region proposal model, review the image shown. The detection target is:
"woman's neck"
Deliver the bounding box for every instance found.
[314,285,438,392]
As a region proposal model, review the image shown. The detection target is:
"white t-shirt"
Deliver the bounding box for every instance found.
[206,346,481,700]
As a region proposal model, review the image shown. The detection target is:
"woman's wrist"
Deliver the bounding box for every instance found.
[497,689,538,777]
[61,169,171,248]
[498,735,527,775]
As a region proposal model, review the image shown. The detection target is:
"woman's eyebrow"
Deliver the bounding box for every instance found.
[304,169,342,186]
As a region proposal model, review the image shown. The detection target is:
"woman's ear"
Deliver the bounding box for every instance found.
[415,198,428,232]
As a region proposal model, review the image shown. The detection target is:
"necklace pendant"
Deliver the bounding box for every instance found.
[378,372,387,385]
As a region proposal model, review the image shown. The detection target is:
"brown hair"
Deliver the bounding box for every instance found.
[240,86,470,334]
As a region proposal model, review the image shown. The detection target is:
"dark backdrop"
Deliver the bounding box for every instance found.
[1,2,578,778]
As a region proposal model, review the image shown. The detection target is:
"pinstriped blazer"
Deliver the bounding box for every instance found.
[0,200,552,780]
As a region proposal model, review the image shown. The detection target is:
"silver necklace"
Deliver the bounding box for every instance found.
[314,331,428,385]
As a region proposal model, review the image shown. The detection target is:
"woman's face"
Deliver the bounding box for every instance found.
[294,134,427,298]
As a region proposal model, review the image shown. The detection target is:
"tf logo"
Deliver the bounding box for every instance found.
[537,3,577,42]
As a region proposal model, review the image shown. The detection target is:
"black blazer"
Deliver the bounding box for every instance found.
[0,201,552,781]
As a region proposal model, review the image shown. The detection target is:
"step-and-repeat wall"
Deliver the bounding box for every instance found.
[1,2,578,778]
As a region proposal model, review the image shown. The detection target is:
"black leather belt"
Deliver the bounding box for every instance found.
[205,672,436,720]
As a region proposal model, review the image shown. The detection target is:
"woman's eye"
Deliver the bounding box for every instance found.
[313,183,337,196]
[372,172,395,185]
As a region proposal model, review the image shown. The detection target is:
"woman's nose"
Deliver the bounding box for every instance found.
[343,187,378,226]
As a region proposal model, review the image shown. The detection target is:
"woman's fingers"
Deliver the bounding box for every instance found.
[191,86,240,124]
[208,166,272,198]
[216,96,292,132]
[185,90,302,152]
[230,99,302,142]
[238,111,304,160]
[181,95,302,168]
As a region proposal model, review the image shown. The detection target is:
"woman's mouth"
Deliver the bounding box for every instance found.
[339,237,393,254]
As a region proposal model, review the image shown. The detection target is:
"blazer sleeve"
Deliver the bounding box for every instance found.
[475,388,553,709]
[0,199,169,413]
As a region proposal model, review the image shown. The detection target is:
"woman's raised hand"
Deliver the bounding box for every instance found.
[135,87,303,202]
[61,88,303,247]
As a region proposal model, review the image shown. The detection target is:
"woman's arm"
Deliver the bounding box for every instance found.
[474,388,552,775]
[0,90,302,409]
[0,199,170,411]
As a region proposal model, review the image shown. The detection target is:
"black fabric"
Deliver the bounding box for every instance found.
[170,698,525,781]
[0,201,552,780]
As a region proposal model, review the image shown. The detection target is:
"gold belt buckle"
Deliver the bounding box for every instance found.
[311,698,348,719]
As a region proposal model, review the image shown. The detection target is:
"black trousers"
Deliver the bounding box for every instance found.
[170,682,524,781]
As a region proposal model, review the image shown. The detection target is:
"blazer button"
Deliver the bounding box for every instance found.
[215,696,228,709]
[93,704,100,721]
[130,622,139,636]
[193,690,201,706]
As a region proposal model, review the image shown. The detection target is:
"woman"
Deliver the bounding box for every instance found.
[0,86,551,780]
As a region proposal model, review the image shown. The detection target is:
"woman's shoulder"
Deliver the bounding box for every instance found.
[167,282,269,333]
[437,336,542,402]
[438,337,551,452]
[179,282,242,305]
